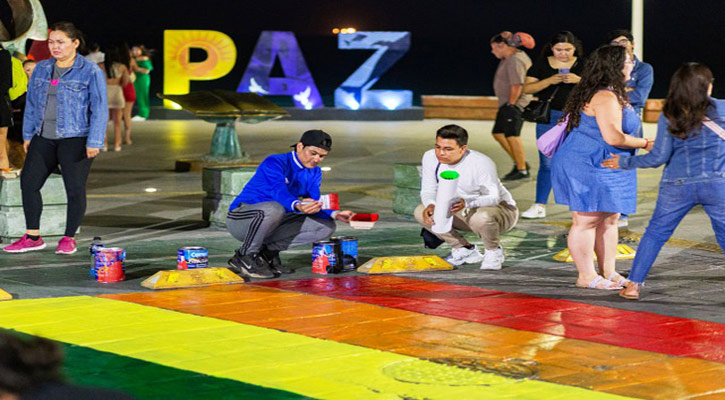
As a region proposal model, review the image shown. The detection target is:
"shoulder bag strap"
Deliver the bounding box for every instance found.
[703,118,725,140]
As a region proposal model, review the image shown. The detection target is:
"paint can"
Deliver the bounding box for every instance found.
[331,236,358,271]
[177,246,209,270]
[312,240,340,274]
[319,193,339,210]
[93,247,126,283]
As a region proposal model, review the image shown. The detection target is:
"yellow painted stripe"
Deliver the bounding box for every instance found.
[0,296,632,400]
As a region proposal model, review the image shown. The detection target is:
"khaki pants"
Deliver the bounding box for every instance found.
[414,202,518,250]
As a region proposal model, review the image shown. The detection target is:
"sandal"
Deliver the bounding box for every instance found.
[619,283,640,300]
[576,275,623,291]
[607,272,629,286]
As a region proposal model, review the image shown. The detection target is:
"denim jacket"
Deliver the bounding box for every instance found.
[626,56,654,112]
[619,98,725,184]
[22,55,108,148]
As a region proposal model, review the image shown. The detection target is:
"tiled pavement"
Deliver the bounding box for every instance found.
[0,119,723,399]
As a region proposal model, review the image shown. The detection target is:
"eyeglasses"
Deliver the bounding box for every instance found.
[610,38,630,45]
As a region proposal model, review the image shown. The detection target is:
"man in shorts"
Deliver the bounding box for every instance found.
[490,31,533,181]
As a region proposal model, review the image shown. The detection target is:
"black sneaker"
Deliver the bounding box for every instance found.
[260,246,293,275]
[503,169,531,181]
[503,162,530,180]
[228,252,275,279]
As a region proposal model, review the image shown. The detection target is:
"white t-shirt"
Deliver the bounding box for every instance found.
[420,149,516,208]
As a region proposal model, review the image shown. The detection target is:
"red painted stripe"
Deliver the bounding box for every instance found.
[254,276,725,362]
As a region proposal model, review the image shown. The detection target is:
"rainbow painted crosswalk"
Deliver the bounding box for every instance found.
[1,276,723,399]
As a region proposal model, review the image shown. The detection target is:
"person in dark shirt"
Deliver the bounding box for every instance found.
[521,31,584,219]
[0,44,13,174]
[0,332,135,400]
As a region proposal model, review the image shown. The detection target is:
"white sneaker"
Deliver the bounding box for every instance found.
[618,216,629,227]
[131,116,147,121]
[444,245,484,266]
[521,203,546,219]
[480,246,505,270]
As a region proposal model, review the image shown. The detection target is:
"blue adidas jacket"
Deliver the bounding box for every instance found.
[229,151,333,219]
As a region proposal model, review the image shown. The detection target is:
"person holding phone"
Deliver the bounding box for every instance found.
[521,31,584,219]
[415,125,518,271]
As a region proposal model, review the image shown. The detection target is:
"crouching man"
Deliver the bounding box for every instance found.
[227,130,354,279]
[415,125,519,270]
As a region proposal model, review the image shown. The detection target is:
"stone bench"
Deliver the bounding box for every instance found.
[422,95,499,120]
[0,175,69,242]
[393,163,421,216]
[643,99,664,123]
[202,166,257,228]
[423,95,665,123]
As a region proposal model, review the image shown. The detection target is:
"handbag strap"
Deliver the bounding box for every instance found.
[545,85,560,104]
[703,118,725,140]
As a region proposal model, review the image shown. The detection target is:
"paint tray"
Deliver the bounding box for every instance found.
[349,213,379,229]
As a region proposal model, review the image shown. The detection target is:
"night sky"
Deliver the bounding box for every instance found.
[19,0,725,105]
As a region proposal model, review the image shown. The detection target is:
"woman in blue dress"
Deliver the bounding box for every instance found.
[551,45,653,290]
[602,63,725,299]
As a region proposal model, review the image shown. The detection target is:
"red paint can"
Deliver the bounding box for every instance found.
[93,247,126,283]
[320,193,339,210]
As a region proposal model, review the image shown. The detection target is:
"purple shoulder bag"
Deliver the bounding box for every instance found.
[537,114,570,158]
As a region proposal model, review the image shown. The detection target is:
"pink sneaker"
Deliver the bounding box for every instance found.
[3,234,47,253]
[55,236,77,255]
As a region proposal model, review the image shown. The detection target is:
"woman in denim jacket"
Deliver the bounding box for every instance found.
[3,22,108,255]
[602,63,725,299]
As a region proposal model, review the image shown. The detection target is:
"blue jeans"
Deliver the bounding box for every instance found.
[534,109,565,204]
[628,178,725,283]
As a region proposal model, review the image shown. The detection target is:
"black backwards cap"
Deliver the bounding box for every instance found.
[293,129,332,151]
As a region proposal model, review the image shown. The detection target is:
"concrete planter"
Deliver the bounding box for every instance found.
[202,166,257,228]
[0,175,70,242]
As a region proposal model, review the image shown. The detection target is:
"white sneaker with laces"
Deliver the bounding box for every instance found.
[444,245,484,266]
[480,246,505,270]
[131,116,147,121]
[521,203,546,219]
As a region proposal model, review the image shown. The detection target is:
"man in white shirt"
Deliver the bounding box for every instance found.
[415,125,519,270]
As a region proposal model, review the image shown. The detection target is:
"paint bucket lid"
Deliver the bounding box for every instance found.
[350,213,379,230]
[97,247,123,252]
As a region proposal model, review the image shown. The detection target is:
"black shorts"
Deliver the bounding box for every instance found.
[492,104,524,137]
[0,96,11,128]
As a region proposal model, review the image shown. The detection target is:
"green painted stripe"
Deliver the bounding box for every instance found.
[0,328,307,400]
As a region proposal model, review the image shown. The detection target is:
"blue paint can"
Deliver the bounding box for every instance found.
[177,246,209,270]
[332,236,358,271]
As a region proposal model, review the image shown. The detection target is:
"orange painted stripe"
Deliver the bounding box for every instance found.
[102,285,725,399]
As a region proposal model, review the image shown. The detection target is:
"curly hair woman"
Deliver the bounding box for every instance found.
[550,45,653,290]
[602,63,725,299]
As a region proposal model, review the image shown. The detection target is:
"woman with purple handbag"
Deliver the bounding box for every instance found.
[521,31,584,219]
[602,63,725,299]
[549,45,653,290]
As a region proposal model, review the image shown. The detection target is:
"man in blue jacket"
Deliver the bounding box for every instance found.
[226,130,355,279]
[607,29,654,227]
